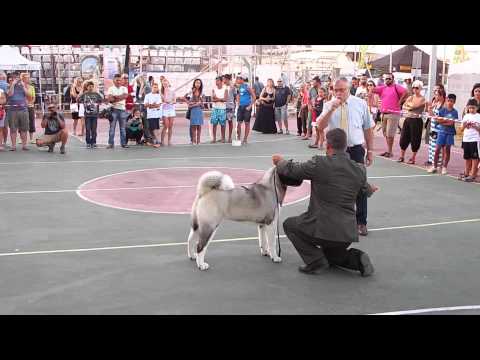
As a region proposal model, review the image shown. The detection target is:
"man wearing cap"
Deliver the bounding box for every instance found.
[36,104,69,154]
[317,78,374,237]
[235,74,256,144]
[274,78,292,134]
[373,73,409,158]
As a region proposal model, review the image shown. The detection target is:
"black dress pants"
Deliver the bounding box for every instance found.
[283,217,364,271]
[347,145,367,225]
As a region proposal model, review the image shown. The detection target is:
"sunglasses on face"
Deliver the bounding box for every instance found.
[367,84,374,87]
[412,87,419,90]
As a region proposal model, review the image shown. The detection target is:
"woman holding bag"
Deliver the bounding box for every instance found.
[252,79,277,134]
[70,77,85,136]
[188,79,204,145]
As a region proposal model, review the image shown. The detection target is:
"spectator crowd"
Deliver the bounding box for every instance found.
[0,69,479,182]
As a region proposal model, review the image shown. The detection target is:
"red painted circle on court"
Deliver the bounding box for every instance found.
[77,167,310,214]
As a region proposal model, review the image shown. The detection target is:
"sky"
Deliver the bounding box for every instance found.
[345,45,480,61]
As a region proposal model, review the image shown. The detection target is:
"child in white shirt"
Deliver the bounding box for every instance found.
[460,99,480,182]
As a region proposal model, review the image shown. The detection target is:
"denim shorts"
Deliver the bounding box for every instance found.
[274,105,288,122]
[436,132,454,146]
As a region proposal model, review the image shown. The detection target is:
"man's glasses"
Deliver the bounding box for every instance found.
[384,78,392,81]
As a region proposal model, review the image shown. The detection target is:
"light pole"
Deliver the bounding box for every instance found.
[427,45,438,101]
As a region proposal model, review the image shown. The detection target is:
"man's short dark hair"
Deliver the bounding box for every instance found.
[113,73,122,79]
[447,93,456,102]
[352,77,358,81]
[326,128,347,152]
[148,76,154,82]
[312,76,321,83]
[255,76,259,81]
[223,74,232,80]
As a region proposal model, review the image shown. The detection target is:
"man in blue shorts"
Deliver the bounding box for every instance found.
[235,74,256,144]
[429,93,459,175]
[211,76,228,143]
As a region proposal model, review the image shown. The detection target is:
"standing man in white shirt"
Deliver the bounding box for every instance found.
[317,78,374,236]
[210,76,228,143]
[106,74,129,149]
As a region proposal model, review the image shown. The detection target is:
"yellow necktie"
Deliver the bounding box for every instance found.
[340,103,348,132]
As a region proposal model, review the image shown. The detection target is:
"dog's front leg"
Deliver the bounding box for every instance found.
[266,210,282,263]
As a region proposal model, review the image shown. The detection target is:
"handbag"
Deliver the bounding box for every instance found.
[99,104,113,122]
[70,102,78,112]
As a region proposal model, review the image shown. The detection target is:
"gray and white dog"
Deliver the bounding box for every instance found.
[187,167,287,270]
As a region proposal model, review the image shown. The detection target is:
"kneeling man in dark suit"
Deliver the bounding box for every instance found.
[273,128,378,276]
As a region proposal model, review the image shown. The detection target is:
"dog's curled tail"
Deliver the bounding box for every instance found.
[197,171,234,197]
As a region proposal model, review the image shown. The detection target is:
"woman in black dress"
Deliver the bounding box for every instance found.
[253,79,277,134]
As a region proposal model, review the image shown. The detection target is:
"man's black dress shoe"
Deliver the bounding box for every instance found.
[298,259,329,274]
[359,253,375,277]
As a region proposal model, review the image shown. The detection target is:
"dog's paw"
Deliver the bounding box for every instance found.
[271,256,282,263]
[260,248,269,256]
[197,262,210,271]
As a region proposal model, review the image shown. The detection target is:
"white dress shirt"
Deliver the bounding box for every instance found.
[318,95,373,147]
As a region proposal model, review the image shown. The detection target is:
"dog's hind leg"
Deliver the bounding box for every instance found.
[196,225,218,271]
[187,228,198,260]
[258,224,269,256]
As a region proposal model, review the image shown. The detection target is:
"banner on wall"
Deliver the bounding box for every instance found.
[103,48,123,93]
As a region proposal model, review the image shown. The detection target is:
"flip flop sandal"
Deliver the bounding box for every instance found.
[464,177,477,182]
[308,144,318,148]
[397,157,405,163]
[379,152,389,157]
[407,158,415,164]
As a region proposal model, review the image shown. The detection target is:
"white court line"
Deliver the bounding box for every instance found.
[379,150,480,186]
[0,174,433,196]
[0,217,478,257]
[0,154,311,166]
[370,305,480,315]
